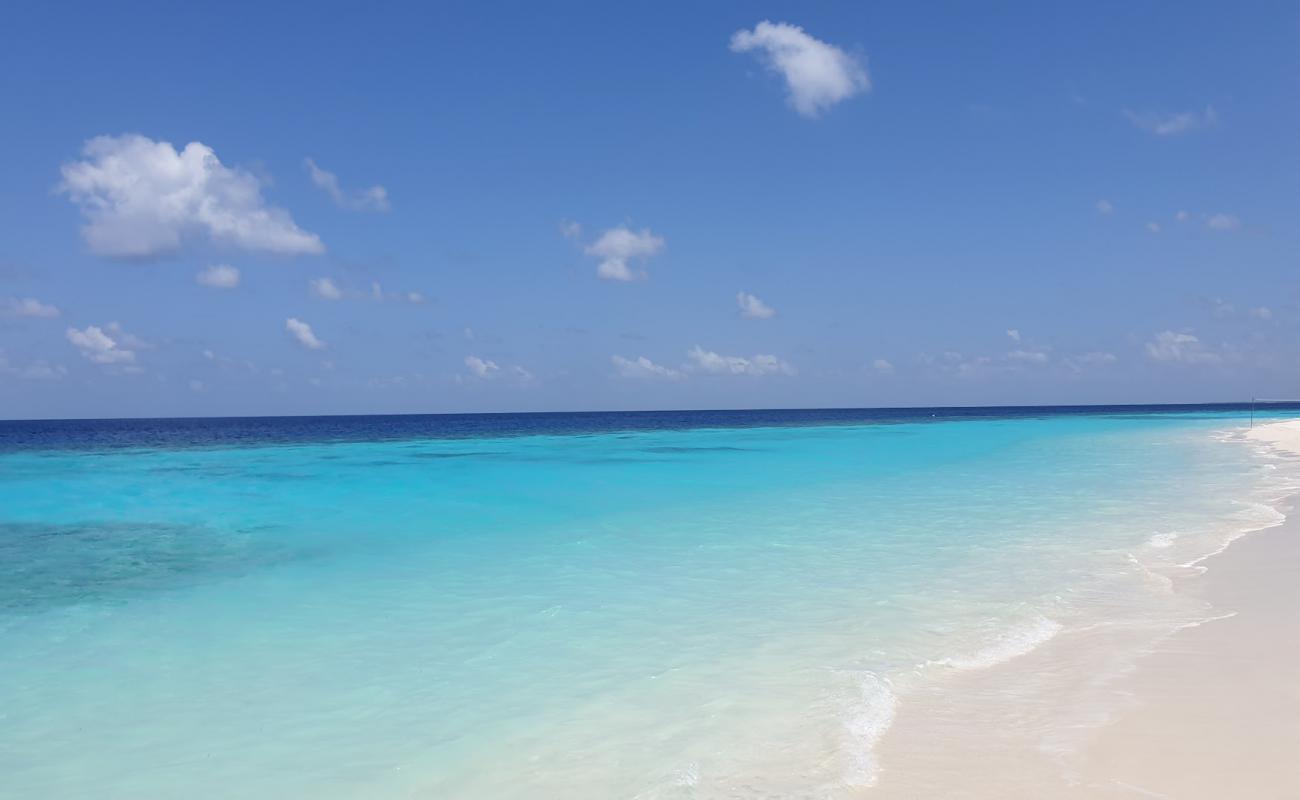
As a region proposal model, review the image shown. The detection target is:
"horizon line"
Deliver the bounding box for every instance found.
[4,399,1300,425]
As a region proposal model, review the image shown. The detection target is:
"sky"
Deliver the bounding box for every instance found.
[1,1,1297,419]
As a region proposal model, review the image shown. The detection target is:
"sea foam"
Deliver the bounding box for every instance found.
[842,671,900,788]
[934,616,1064,671]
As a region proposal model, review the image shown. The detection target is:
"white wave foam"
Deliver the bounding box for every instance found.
[841,671,899,788]
[672,763,699,787]
[1126,553,1174,592]
[1172,611,1237,632]
[1147,531,1178,549]
[1178,502,1286,570]
[935,616,1064,671]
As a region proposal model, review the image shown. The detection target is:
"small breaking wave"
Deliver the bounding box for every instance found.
[1178,501,1286,570]
[1147,531,1179,549]
[841,671,900,788]
[932,616,1064,672]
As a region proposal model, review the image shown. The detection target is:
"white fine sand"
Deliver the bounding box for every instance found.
[870,419,1300,798]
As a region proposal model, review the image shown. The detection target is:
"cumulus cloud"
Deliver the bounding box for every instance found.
[1145,330,1219,365]
[737,291,776,319]
[66,325,136,364]
[611,354,685,380]
[285,317,325,350]
[1206,213,1241,232]
[730,21,870,117]
[584,225,665,281]
[872,358,894,374]
[464,355,500,379]
[304,158,390,212]
[196,264,240,289]
[5,297,60,318]
[103,321,150,350]
[60,134,324,259]
[1095,199,1113,215]
[1123,106,1217,136]
[309,277,343,300]
[1006,329,1021,342]
[1146,222,1161,233]
[686,345,795,376]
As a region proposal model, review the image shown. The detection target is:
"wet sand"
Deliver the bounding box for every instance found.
[871,420,1300,798]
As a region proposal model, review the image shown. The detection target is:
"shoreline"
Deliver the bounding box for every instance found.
[1073,489,1300,797]
[870,419,1300,797]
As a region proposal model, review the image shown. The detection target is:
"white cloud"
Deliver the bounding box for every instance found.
[686,345,795,376]
[285,317,325,350]
[464,355,500,379]
[309,277,343,300]
[1096,199,1113,215]
[1145,330,1219,365]
[1007,348,1050,365]
[737,291,776,319]
[1006,329,1021,342]
[1080,351,1118,366]
[105,321,149,350]
[730,21,870,117]
[584,225,665,281]
[872,358,894,374]
[1146,222,1161,233]
[1175,210,1189,222]
[5,297,60,318]
[60,134,324,259]
[196,264,240,289]
[304,158,390,212]
[1206,213,1241,232]
[66,325,136,364]
[1209,297,1236,318]
[308,278,424,303]
[1250,306,1272,321]
[1123,106,1217,136]
[612,354,685,380]
[1063,351,1118,373]
[21,361,68,380]
[188,379,205,392]
[560,220,583,240]
[0,352,69,380]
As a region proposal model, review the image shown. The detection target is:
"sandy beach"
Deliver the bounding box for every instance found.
[874,419,1300,798]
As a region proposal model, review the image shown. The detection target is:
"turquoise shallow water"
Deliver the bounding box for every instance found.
[1,408,1297,797]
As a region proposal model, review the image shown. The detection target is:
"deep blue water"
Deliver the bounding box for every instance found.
[1,402,1293,452]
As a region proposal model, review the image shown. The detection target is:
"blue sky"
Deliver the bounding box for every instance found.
[1,2,1297,418]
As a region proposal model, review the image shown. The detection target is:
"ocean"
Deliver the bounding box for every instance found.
[2,405,1298,797]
